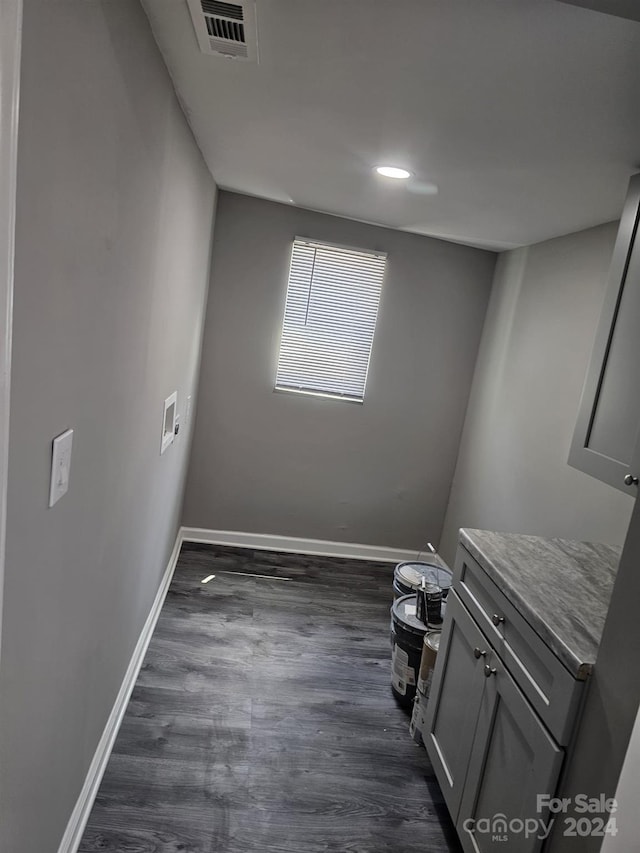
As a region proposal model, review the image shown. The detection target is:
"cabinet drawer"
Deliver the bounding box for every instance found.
[454,545,583,745]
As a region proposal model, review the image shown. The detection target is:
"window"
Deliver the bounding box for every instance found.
[275,238,386,402]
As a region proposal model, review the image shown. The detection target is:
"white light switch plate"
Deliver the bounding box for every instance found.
[49,428,73,507]
[161,392,177,455]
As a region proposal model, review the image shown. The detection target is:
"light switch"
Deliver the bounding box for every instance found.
[160,392,177,454]
[49,428,73,507]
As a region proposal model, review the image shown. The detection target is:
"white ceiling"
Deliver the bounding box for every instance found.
[141,0,640,250]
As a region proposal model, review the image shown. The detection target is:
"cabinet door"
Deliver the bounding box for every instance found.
[456,653,564,853]
[424,592,491,821]
[569,173,640,494]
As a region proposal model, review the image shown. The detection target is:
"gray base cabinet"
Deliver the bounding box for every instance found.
[457,600,563,852]
[425,546,580,852]
[424,592,489,819]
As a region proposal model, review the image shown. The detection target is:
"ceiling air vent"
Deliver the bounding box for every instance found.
[187,0,258,62]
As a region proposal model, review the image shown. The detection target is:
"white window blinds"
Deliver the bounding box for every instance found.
[275,238,386,402]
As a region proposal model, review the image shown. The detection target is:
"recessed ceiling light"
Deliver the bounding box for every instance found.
[375,166,411,179]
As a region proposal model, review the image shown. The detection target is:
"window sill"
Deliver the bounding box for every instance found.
[273,386,364,405]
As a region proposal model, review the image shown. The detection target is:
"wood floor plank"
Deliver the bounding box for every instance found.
[79,543,460,853]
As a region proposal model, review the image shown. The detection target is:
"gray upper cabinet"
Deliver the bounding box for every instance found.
[569,174,640,494]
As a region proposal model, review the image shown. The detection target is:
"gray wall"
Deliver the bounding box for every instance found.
[440,222,634,564]
[601,573,640,853]
[183,191,496,550]
[550,489,640,852]
[0,3,215,852]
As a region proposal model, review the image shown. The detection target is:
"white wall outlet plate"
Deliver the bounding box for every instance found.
[49,428,73,507]
[161,392,177,455]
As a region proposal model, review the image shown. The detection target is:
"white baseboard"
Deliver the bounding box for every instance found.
[56,528,185,853]
[181,527,418,564]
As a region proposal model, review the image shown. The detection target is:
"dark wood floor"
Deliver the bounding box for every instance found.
[79,543,461,853]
